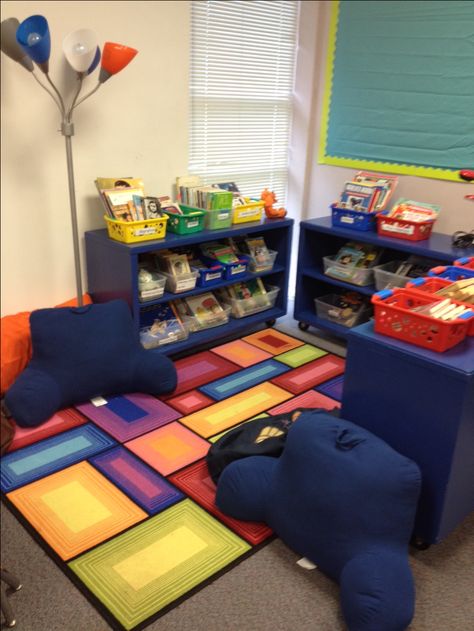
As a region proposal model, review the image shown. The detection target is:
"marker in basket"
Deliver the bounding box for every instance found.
[427,299,453,316]
[441,305,472,321]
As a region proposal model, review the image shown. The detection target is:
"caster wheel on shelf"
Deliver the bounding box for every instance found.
[298,321,309,332]
[266,319,276,327]
[410,536,431,551]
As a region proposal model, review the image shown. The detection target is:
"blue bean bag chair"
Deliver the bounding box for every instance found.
[5,300,177,427]
[215,410,421,631]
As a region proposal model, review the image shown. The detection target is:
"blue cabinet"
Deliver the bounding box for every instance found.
[85,218,293,355]
[293,217,473,339]
[341,322,474,545]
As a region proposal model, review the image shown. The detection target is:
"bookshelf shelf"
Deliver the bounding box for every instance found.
[294,217,473,339]
[85,218,293,355]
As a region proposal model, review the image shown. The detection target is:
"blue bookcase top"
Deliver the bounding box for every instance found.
[301,217,473,260]
[86,217,294,254]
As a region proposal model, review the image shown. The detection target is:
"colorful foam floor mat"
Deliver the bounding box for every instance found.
[1,328,345,631]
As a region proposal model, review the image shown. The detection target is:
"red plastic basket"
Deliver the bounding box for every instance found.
[371,287,474,352]
[454,256,474,270]
[406,277,474,335]
[376,213,435,241]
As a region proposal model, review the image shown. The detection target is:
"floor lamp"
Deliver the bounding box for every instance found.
[1,15,138,307]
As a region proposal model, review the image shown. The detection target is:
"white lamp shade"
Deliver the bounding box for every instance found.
[63,29,98,72]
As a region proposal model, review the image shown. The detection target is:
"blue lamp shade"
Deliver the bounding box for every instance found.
[87,46,101,75]
[63,29,98,73]
[0,18,34,71]
[16,15,51,73]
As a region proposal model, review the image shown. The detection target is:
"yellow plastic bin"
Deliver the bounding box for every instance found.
[104,215,168,244]
[232,200,265,224]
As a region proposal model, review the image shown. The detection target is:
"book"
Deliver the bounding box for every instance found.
[184,292,226,325]
[176,175,202,203]
[140,302,186,347]
[96,177,145,191]
[201,243,240,264]
[162,253,191,277]
[387,199,440,223]
[102,187,146,221]
[242,237,270,265]
[354,172,398,211]
[132,195,145,220]
[142,196,163,219]
[339,181,381,212]
[344,242,383,269]
[212,182,240,195]
[334,246,365,267]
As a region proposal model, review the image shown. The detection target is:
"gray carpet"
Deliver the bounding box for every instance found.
[2,317,473,630]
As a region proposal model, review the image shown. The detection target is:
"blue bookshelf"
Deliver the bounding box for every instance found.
[294,217,473,339]
[85,217,293,355]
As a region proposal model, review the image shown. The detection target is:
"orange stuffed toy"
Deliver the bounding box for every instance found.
[261,188,287,219]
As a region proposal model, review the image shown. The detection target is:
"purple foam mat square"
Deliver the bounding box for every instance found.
[314,375,345,402]
[76,393,181,442]
[90,446,184,515]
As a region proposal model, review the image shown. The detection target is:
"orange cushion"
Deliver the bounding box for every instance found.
[1,294,92,395]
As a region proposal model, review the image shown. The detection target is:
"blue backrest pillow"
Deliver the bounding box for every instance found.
[215,410,421,631]
[5,300,177,427]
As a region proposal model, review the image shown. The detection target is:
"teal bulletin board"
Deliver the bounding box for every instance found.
[319,1,474,181]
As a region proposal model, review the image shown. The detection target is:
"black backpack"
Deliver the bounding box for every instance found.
[206,408,338,484]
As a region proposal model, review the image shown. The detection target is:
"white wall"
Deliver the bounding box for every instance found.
[304,1,474,234]
[1,1,190,315]
[2,1,472,317]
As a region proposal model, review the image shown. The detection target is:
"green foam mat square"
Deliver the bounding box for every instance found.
[68,499,251,630]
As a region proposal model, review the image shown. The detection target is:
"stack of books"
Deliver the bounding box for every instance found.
[218,278,270,317]
[176,175,234,211]
[336,171,399,213]
[172,292,228,330]
[384,199,440,223]
[140,302,187,348]
[95,177,168,221]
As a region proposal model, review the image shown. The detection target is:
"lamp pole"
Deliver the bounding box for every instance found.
[62,121,84,306]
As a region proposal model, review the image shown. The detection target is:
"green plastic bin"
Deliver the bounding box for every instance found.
[164,206,205,235]
[204,207,233,230]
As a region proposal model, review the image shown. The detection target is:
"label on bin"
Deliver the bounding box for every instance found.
[239,210,259,218]
[176,278,196,292]
[341,216,354,224]
[134,227,158,236]
[380,221,414,235]
[205,272,222,281]
[231,264,246,275]
[186,220,199,228]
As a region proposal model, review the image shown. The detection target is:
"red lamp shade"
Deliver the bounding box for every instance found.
[99,42,137,83]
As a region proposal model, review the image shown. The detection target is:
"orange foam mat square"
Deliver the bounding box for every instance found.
[242,329,305,354]
[125,422,210,476]
[7,461,147,561]
[179,382,293,439]
[210,339,273,367]
[271,355,346,394]
[268,388,341,414]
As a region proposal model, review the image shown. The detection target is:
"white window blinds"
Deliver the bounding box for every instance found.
[189,0,299,204]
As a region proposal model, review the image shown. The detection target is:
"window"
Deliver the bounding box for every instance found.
[189,0,300,203]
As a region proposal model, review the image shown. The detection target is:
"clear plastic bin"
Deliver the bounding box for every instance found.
[161,270,199,293]
[139,321,188,348]
[373,261,411,291]
[314,294,371,328]
[323,256,375,286]
[246,249,278,273]
[181,304,231,333]
[138,271,166,302]
[223,286,279,318]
